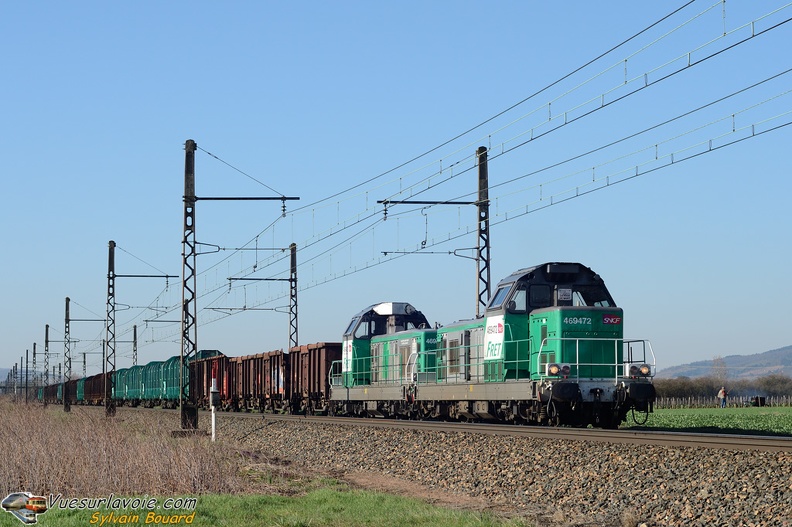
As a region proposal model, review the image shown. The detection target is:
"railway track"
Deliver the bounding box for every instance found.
[224,411,792,452]
[76,404,792,451]
[72,404,792,524]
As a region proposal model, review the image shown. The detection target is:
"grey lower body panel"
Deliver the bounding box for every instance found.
[330,385,404,401]
[413,382,536,401]
[331,381,538,402]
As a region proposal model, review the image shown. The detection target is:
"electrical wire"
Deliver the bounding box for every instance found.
[197,145,286,197]
[282,0,700,217]
[91,2,792,363]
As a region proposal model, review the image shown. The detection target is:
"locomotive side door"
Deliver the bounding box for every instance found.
[439,330,471,383]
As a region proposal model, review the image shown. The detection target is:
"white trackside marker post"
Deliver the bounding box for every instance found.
[210,376,218,442]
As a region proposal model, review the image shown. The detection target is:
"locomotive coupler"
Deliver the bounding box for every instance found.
[590,387,603,424]
[404,383,417,404]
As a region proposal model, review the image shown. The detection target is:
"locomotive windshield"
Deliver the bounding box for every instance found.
[571,286,613,307]
[343,302,429,339]
[487,262,616,313]
[344,317,360,336]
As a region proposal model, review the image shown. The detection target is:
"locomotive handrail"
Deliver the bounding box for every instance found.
[622,338,657,372]
[330,336,655,390]
[405,351,418,383]
[328,360,343,386]
[538,337,656,384]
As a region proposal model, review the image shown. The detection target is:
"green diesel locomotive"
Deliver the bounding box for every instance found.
[329,262,656,428]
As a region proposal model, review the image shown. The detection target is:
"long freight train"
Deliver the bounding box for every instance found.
[40,262,656,428]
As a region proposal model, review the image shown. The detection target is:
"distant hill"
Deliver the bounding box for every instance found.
[656,345,792,379]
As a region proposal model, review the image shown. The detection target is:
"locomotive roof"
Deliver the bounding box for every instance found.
[497,262,601,286]
[351,302,422,318]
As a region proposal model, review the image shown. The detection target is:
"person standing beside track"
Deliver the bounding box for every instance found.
[717,386,728,408]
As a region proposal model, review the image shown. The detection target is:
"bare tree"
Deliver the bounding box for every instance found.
[712,355,728,387]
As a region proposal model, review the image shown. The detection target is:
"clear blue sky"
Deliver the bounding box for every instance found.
[1,1,790,379]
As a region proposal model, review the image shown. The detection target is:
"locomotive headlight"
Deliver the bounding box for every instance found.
[560,364,571,377]
[546,363,561,376]
[628,364,640,377]
[639,364,651,376]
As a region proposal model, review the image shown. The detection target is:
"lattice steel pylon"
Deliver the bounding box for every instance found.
[289,243,298,350]
[63,297,71,412]
[32,343,36,396]
[180,139,199,429]
[375,146,492,317]
[476,146,491,317]
[132,325,137,366]
[43,325,49,406]
[105,240,117,417]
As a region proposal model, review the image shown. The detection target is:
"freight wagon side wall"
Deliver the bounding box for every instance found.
[192,356,210,406]
[229,356,242,407]
[261,350,286,402]
[288,342,342,402]
[84,373,109,405]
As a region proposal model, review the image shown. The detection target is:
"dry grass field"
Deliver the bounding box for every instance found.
[0,399,249,497]
[0,399,527,527]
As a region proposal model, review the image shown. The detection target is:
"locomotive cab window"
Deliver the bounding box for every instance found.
[573,291,586,306]
[343,317,360,337]
[488,284,513,310]
[506,284,528,313]
[397,315,426,331]
[353,320,371,339]
[529,285,552,308]
[352,317,386,339]
[574,285,613,307]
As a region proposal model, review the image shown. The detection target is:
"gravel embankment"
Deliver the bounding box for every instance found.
[218,417,792,527]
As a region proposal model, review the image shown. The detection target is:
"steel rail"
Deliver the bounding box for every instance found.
[74,405,792,452]
[255,413,792,452]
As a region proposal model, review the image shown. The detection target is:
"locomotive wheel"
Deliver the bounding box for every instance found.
[547,401,561,427]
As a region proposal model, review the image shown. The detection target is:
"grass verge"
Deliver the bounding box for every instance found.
[622,405,792,435]
[1,489,528,527]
